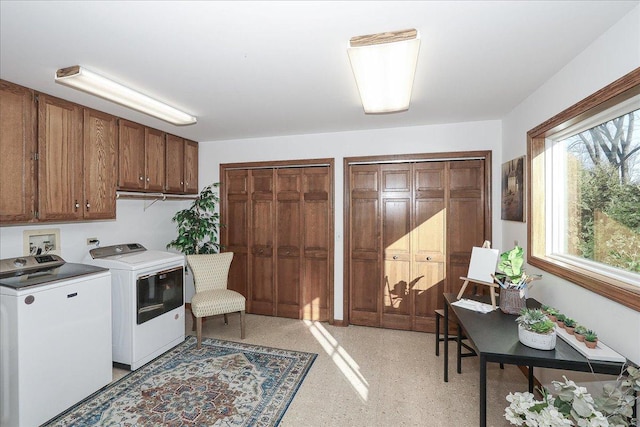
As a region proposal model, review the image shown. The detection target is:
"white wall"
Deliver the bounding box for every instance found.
[0,199,190,263]
[502,5,640,364]
[199,120,503,321]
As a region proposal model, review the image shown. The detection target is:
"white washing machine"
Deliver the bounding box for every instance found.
[84,243,185,370]
[0,255,112,427]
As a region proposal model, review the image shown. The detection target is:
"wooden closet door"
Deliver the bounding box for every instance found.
[302,166,331,321]
[412,163,446,331]
[447,159,486,296]
[276,169,302,319]
[250,169,275,315]
[349,164,381,327]
[224,169,249,298]
[380,164,413,330]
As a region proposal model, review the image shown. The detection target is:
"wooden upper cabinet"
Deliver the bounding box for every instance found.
[83,108,117,220]
[144,127,165,192]
[165,134,185,193]
[118,119,145,190]
[37,94,83,221]
[0,80,37,223]
[184,140,198,194]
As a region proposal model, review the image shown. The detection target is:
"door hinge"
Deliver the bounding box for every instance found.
[34,211,39,219]
[34,152,39,161]
[34,93,39,103]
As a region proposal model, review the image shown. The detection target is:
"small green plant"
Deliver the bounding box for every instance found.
[563,318,576,328]
[574,325,587,335]
[516,308,555,335]
[556,313,567,323]
[544,307,560,316]
[584,331,598,342]
[497,245,525,284]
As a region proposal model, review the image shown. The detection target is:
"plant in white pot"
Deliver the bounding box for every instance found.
[515,308,557,350]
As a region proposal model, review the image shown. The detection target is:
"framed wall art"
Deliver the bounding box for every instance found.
[501,155,525,222]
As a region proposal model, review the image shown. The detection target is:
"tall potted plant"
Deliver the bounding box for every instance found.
[166,183,222,255]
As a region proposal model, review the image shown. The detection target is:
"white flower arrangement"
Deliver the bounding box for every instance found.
[505,366,640,427]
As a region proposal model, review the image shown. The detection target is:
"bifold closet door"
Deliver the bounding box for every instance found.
[348,159,485,332]
[222,165,331,321]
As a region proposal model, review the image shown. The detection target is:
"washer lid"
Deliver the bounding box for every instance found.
[0,263,108,290]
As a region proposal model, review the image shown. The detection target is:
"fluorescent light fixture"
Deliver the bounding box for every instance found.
[347,29,420,114]
[55,65,197,125]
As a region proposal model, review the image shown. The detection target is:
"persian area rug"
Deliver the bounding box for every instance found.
[44,336,317,427]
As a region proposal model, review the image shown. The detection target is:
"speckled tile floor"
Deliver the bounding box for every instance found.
[113,312,527,426]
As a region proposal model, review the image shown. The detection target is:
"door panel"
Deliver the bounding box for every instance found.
[224,170,249,297]
[276,169,302,318]
[250,170,274,315]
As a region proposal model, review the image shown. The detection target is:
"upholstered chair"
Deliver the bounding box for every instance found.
[186,252,246,348]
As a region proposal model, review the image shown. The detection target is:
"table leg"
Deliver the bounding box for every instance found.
[528,366,534,393]
[480,354,487,427]
[444,298,449,383]
[457,324,462,374]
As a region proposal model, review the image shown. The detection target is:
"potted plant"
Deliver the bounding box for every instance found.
[574,325,587,342]
[496,245,525,285]
[555,313,567,329]
[563,317,576,334]
[515,308,557,350]
[584,330,598,349]
[543,307,559,322]
[166,183,222,255]
[495,246,541,314]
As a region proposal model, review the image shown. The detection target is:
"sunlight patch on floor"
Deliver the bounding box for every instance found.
[303,320,369,401]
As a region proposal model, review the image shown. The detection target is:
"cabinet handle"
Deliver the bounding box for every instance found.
[139,175,144,181]
[86,200,90,211]
[426,256,432,261]
[146,177,150,182]
[74,200,80,211]
[392,255,398,260]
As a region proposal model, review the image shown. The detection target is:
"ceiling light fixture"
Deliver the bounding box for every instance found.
[347,28,420,114]
[54,65,197,125]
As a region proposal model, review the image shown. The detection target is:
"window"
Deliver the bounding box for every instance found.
[528,68,640,311]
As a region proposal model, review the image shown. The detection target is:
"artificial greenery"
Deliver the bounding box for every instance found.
[166,183,222,255]
[556,313,567,323]
[497,245,525,284]
[516,308,556,335]
[574,325,588,335]
[584,331,598,342]
[563,317,576,328]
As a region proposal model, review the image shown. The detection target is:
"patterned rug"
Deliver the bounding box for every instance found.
[44,336,316,426]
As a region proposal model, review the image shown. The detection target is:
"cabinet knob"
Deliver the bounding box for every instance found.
[74,200,80,210]
[426,256,432,261]
[392,255,398,260]
[86,200,90,211]
[139,176,144,181]
[146,177,150,182]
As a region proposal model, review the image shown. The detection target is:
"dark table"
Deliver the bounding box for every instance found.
[443,293,626,427]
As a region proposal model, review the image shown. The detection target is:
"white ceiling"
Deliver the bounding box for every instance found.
[1,1,638,142]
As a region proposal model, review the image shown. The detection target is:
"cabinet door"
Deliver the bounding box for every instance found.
[0,80,36,223]
[184,140,198,194]
[37,94,83,221]
[83,108,117,220]
[145,128,165,191]
[118,120,145,190]
[165,134,185,193]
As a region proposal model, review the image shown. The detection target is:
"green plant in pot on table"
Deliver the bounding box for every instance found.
[494,246,541,314]
[515,308,556,350]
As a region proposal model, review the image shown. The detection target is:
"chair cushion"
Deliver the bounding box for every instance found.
[191,289,246,318]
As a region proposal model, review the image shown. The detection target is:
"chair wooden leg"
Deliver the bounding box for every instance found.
[240,310,246,339]
[196,317,203,349]
[191,311,196,331]
[224,313,228,325]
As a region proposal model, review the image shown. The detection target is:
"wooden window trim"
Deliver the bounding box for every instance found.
[527,67,640,312]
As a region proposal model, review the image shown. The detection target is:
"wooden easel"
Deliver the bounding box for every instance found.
[456,241,500,309]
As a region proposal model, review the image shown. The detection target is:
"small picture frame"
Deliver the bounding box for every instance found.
[501,155,525,222]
